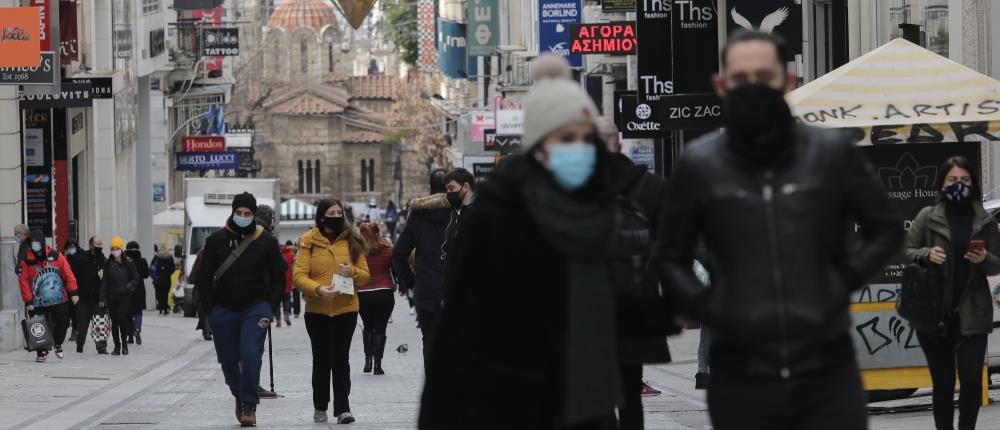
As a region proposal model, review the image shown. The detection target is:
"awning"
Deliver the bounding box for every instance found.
[153,202,185,227]
[280,198,317,221]
[787,38,1000,145]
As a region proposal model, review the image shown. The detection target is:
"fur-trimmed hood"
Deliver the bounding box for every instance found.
[408,193,450,212]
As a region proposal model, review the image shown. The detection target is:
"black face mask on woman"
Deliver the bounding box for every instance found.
[322,216,345,233]
[724,83,794,165]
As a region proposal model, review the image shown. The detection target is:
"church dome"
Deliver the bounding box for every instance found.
[267,0,339,31]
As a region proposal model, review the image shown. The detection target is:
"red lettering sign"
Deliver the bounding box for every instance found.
[30,0,49,51]
[569,21,637,55]
[182,136,226,152]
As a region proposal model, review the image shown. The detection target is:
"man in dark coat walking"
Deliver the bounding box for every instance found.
[73,236,108,354]
[392,169,450,375]
[152,246,175,315]
[124,241,150,344]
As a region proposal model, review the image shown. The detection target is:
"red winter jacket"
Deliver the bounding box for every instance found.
[281,246,295,294]
[19,246,79,306]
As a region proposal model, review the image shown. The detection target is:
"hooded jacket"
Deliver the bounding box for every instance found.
[293,227,370,317]
[152,251,175,288]
[19,246,79,307]
[101,256,138,301]
[125,249,150,311]
[391,193,451,313]
[69,249,106,300]
[194,221,287,314]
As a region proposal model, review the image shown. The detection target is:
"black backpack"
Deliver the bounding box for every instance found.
[897,258,948,336]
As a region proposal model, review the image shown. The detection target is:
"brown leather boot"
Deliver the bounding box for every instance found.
[239,402,256,427]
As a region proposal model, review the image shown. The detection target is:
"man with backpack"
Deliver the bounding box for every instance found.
[194,192,288,427]
[19,229,79,362]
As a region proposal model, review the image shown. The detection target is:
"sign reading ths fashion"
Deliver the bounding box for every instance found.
[602,0,635,13]
[182,136,226,152]
[569,22,637,55]
[18,83,93,108]
[202,28,239,56]
[0,51,54,85]
[538,0,582,68]
[0,7,42,68]
[672,0,719,94]
[466,0,498,56]
[176,151,240,171]
[636,0,672,101]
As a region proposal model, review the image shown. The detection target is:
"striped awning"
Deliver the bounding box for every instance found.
[788,38,1000,144]
[280,198,317,221]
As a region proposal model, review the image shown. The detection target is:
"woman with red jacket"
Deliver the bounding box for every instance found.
[276,242,296,327]
[358,222,395,375]
[19,229,79,362]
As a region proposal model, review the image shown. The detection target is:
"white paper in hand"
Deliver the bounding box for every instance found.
[333,274,355,295]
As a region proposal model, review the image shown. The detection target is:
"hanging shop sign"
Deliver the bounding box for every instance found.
[495,109,525,136]
[174,0,223,10]
[672,0,719,94]
[59,1,78,64]
[31,0,51,51]
[18,82,93,108]
[0,7,42,68]
[569,22,636,55]
[483,128,497,151]
[495,135,523,155]
[472,163,495,184]
[0,51,53,84]
[202,28,239,56]
[470,110,495,142]
[615,92,666,138]
[182,135,226,152]
[539,0,582,68]
[727,0,803,68]
[64,77,112,98]
[602,0,635,13]
[467,0,498,56]
[176,151,240,171]
[636,0,672,101]
[659,93,724,129]
[438,19,473,79]
[417,0,437,72]
[149,28,166,58]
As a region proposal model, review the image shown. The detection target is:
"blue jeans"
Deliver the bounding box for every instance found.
[133,309,143,332]
[208,302,271,404]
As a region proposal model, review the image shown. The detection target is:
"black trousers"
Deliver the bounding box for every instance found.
[31,302,70,352]
[707,362,867,430]
[108,295,133,347]
[917,329,988,430]
[416,307,440,375]
[305,312,357,414]
[154,283,170,311]
[359,289,395,336]
[75,299,100,348]
[618,364,644,430]
[291,289,301,316]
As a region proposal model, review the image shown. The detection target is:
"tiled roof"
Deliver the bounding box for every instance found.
[269,93,346,115]
[267,0,338,31]
[342,131,384,143]
[347,76,396,99]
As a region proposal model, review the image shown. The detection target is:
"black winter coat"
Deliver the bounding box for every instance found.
[125,250,150,311]
[392,194,450,313]
[152,254,175,289]
[194,222,287,314]
[419,153,628,429]
[655,124,903,379]
[70,250,106,301]
[101,257,138,301]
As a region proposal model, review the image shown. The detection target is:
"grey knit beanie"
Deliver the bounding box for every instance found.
[523,79,600,147]
[530,53,572,83]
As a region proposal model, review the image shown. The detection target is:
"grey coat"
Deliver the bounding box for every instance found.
[904,202,1000,335]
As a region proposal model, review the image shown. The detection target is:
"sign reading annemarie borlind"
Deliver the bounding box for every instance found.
[176,151,239,171]
[539,0,582,68]
[201,28,239,56]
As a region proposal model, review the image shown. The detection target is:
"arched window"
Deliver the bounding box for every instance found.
[313,159,321,193]
[298,160,304,193]
[300,40,309,74]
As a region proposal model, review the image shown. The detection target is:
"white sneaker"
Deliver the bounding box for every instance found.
[314,410,328,423]
[409,308,415,316]
[337,412,355,424]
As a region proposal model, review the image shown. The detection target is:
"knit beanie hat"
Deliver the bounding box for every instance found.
[530,53,572,83]
[110,236,125,250]
[523,79,600,147]
[30,229,45,244]
[126,241,140,250]
[232,192,258,214]
[255,204,275,231]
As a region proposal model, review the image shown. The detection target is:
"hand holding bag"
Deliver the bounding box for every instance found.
[21,308,54,352]
[90,305,111,347]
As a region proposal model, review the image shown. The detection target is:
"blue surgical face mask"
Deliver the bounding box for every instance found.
[545,142,597,191]
[233,214,254,228]
[31,242,42,252]
[66,247,77,256]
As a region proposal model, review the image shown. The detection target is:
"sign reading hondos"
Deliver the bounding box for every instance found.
[182,135,226,152]
[569,22,636,55]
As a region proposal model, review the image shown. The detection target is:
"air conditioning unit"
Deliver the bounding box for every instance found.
[204,193,237,205]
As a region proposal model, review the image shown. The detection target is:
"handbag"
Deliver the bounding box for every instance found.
[897,258,949,336]
[21,311,54,352]
[90,306,111,347]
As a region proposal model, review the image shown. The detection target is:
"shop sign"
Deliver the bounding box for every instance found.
[495,109,524,136]
[538,0,582,68]
[31,0,50,51]
[0,7,42,68]
[636,0,672,101]
[472,163,494,184]
[483,128,497,151]
[182,135,226,152]
[602,0,635,13]
[18,82,93,108]
[672,0,718,94]
[495,135,522,155]
[149,28,166,58]
[470,110,494,142]
[176,151,240,171]
[569,22,636,55]
[153,183,166,202]
[467,0,498,56]
[0,51,53,85]
[727,0,803,65]
[174,0,223,10]
[64,77,112,98]
[659,93,723,129]
[615,92,666,138]
[201,28,239,56]
[59,1,78,64]
[437,19,472,79]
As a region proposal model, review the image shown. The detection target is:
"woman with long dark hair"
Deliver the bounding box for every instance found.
[905,156,1000,430]
[358,222,395,375]
[293,199,370,424]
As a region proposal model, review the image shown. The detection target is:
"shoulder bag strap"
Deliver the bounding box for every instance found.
[213,226,264,284]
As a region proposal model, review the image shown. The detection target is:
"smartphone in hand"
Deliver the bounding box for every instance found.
[968,240,986,253]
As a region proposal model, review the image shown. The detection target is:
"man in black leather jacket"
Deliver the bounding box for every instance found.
[655,31,903,430]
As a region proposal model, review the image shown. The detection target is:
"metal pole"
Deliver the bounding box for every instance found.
[267,324,275,393]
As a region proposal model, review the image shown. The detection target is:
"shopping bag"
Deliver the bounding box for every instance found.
[90,309,111,347]
[22,313,54,352]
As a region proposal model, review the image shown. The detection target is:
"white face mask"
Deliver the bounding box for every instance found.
[111,250,122,258]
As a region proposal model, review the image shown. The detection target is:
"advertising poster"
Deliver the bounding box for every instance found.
[538,0,582,68]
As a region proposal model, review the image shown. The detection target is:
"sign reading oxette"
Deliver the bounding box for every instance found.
[176,151,239,171]
[182,135,226,152]
[202,28,239,56]
[569,22,636,55]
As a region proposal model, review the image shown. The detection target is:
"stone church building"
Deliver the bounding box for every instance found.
[250,0,429,208]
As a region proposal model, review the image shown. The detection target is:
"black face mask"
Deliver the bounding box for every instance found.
[447,191,464,210]
[322,216,345,233]
[724,83,794,165]
[92,247,103,255]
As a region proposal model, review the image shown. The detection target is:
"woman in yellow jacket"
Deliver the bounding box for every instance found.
[294,198,370,425]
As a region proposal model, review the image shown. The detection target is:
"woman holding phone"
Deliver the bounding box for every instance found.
[905,156,1000,430]
[293,199,370,425]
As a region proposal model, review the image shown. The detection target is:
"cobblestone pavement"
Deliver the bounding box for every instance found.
[2,299,999,429]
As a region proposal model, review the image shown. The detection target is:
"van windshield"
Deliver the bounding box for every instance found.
[189,227,217,255]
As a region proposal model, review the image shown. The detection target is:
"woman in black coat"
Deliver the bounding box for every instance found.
[152,247,176,315]
[124,241,150,344]
[420,80,634,430]
[101,237,139,356]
